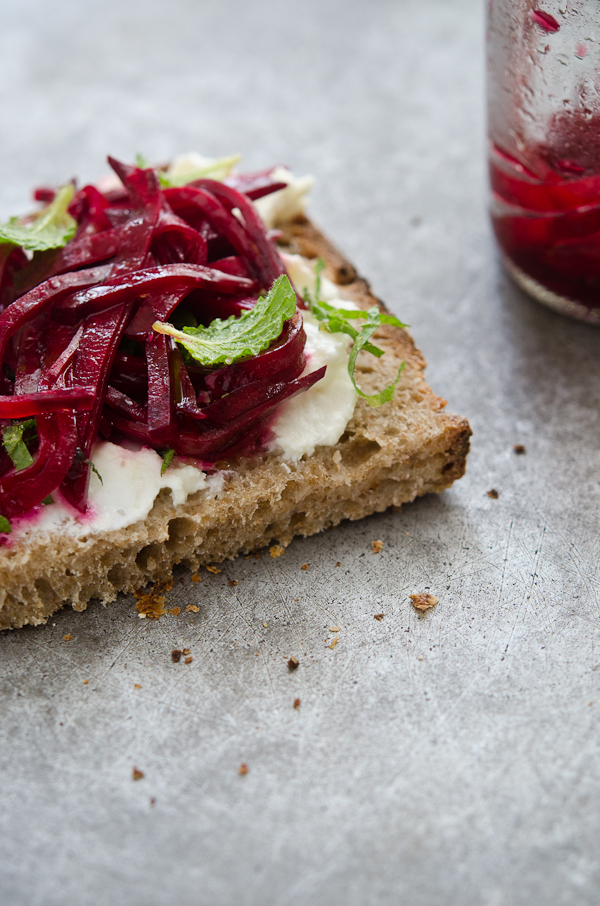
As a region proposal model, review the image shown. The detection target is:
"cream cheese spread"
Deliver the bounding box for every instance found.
[14,443,208,539]
[268,253,358,460]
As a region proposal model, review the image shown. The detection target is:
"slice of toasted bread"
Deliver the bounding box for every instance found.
[0,217,470,630]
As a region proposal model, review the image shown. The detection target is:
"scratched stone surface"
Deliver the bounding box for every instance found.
[1,0,600,904]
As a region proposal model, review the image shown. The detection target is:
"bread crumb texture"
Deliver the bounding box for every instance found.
[0,220,470,630]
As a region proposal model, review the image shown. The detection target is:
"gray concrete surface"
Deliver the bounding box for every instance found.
[1,1,600,904]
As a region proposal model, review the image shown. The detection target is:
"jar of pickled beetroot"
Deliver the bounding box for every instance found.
[488,1,600,322]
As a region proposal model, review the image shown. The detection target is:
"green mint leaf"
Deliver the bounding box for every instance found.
[0,184,77,251]
[159,154,241,188]
[160,449,175,476]
[0,515,11,534]
[304,260,407,407]
[75,447,103,485]
[42,495,54,506]
[135,153,151,169]
[314,257,326,301]
[153,274,297,366]
[2,420,36,471]
[347,307,405,407]
[89,462,103,485]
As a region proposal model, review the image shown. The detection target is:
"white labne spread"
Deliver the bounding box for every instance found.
[15,443,208,539]
[13,163,358,539]
[268,253,358,461]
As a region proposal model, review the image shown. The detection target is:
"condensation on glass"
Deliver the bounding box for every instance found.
[488,1,600,322]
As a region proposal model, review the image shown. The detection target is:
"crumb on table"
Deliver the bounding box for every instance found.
[287,656,300,671]
[372,540,384,553]
[134,578,173,619]
[409,593,439,612]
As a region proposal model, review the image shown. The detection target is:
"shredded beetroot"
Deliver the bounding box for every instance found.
[529,10,560,33]
[0,158,320,517]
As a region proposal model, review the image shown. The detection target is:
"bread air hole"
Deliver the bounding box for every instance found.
[107,565,128,587]
[166,517,196,552]
[34,578,59,604]
[341,439,382,467]
[135,542,164,572]
[289,512,307,531]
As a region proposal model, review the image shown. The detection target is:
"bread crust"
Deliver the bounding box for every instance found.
[0,219,471,630]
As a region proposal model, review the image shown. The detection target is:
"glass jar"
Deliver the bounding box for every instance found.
[488,1,600,323]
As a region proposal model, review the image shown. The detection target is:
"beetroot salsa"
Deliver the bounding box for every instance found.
[490,113,600,309]
[0,157,324,521]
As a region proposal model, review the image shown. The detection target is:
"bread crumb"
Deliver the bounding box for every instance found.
[301,563,309,570]
[169,607,181,616]
[171,649,182,663]
[409,593,439,611]
[263,622,268,628]
[134,683,142,689]
[83,679,89,685]
[328,637,339,650]
[269,544,285,558]
[332,450,342,464]
[135,595,165,619]
[336,561,341,567]
[372,540,384,553]
[182,648,190,655]
[293,698,301,709]
[184,656,193,665]
[228,579,239,587]
[513,444,526,454]
[330,626,341,632]
[132,767,145,781]
[185,604,200,613]
[191,572,201,583]
[417,655,424,661]
[287,656,299,671]
[239,763,249,776]
[374,613,385,621]
[206,565,221,574]
[487,489,499,499]
[63,634,72,641]
[135,578,173,619]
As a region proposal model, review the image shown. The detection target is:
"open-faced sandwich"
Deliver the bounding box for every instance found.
[0,153,471,630]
